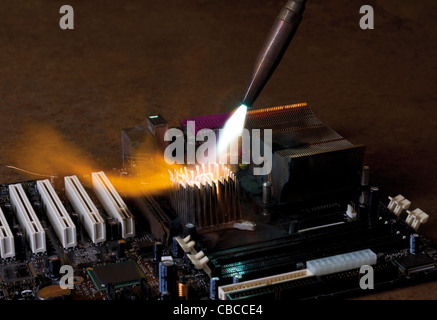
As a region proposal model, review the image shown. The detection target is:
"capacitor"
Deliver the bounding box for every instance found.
[356,204,367,221]
[70,212,81,243]
[3,203,14,224]
[178,276,189,300]
[288,220,299,234]
[32,201,43,219]
[117,240,126,259]
[159,261,176,294]
[153,242,163,262]
[233,274,243,284]
[368,186,380,222]
[48,255,61,278]
[183,223,196,239]
[209,277,220,300]
[14,230,26,260]
[410,233,419,254]
[140,278,150,300]
[107,219,120,241]
[160,291,171,300]
[172,237,182,258]
[262,181,272,205]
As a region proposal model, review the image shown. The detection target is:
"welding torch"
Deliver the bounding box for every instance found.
[240,0,307,108]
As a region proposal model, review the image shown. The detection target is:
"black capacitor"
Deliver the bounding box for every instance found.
[233,274,243,284]
[159,261,176,294]
[32,201,43,219]
[70,212,81,243]
[3,203,14,224]
[288,220,299,234]
[153,242,163,263]
[140,278,150,300]
[160,291,171,300]
[172,237,182,258]
[210,277,220,300]
[48,255,61,278]
[117,240,126,259]
[14,230,26,260]
[107,219,120,241]
[368,186,380,222]
[356,204,368,221]
[183,223,196,239]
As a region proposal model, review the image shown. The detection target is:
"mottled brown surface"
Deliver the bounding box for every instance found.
[0,0,436,299]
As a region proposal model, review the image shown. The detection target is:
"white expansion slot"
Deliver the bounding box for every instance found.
[0,207,15,259]
[37,179,77,249]
[306,249,377,276]
[218,269,314,300]
[65,175,106,244]
[9,183,46,254]
[92,171,135,238]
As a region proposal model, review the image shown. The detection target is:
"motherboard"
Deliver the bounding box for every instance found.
[0,103,436,301]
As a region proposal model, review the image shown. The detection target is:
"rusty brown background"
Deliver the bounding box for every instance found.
[0,0,436,299]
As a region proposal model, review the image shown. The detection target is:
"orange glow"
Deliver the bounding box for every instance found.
[8,124,181,196]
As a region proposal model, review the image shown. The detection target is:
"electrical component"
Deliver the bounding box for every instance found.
[218,269,314,300]
[0,207,15,259]
[92,171,135,238]
[169,164,241,232]
[87,260,145,292]
[65,175,106,244]
[405,208,429,231]
[306,249,377,276]
[388,194,411,217]
[37,179,77,249]
[9,183,46,254]
[174,235,212,276]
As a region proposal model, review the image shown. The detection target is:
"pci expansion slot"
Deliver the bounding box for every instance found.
[9,183,46,254]
[92,171,135,238]
[37,179,77,249]
[65,175,106,244]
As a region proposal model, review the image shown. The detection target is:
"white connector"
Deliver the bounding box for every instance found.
[37,179,77,249]
[346,204,357,220]
[218,269,314,300]
[306,249,377,276]
[9,183,46,254]
[406,208,429,231]
[388,195,411,217]
[65,175,106,244]
[174,235,212,277]
[92,171,135,238]
[0,207,15,259]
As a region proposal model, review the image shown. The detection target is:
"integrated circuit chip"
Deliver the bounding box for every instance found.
[87,260,145,292]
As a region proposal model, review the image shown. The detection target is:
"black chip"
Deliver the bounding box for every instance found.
[87,260,145,291]
[396,253,436,274]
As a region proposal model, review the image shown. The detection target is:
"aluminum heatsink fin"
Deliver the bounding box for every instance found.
[65,175,106,244]
[37,179,77,249]
[9,183,46,254]
[0,207,15,259]
[92,171,135,238]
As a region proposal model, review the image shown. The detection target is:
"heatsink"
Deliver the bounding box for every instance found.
[65,175,106,244]
[37,179,77,249]
[9,183,46,254]
[169,164,241,231]
[0,207,15,259]
[92,171,135,238]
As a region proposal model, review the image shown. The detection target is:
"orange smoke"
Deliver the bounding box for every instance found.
[8,124,177,196]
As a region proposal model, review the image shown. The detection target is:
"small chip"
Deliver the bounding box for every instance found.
[396,253,436,274]
[87,260,145,292]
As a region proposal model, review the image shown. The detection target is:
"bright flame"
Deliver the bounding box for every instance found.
[217,104,247,156]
